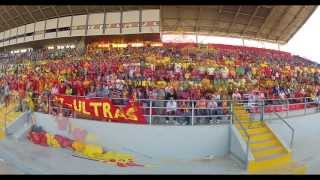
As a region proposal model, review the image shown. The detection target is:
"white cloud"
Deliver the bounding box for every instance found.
[282,6,320,63]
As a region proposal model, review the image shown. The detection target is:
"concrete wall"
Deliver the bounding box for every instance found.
[33,112,230,159]
[230,125,254,165]
[267,112,320,150]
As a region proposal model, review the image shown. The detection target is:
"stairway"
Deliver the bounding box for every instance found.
[233,104,306,174]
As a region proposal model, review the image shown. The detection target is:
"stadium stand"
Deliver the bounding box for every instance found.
[0,43,319,124]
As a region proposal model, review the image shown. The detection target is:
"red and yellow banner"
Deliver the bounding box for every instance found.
[54,95,146,124]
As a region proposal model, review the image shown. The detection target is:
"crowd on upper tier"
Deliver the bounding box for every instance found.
[0,44,320,114]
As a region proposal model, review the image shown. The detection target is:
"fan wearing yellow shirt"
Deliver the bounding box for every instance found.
[251,66,257,78]
[201,77,211,90]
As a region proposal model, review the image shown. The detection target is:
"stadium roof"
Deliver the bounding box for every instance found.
[0,5,316,44]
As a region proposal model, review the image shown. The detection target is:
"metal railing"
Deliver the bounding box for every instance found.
[232,105,250,168]
[272,112,295,148]
[236,97,319,121]
[4,93,320,126]
[44,97,233,126]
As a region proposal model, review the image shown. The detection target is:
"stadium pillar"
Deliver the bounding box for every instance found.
[149,100,152,125]
[77,37,86,54]
[196,33,198,44]
[260,100,264,121]
[191,102,194,126]
[286,99,289,117]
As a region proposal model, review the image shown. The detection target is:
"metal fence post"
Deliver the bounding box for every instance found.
[304,97,307,115]
[318,98,320,113]
[48,95,50,115]
[149,100,152,125]
[230,101,233,124]
[191,101,194,126]
[260,99,265,121]
[75,95,78,119]
[286,99,289,117]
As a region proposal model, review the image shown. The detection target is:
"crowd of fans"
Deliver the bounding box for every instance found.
[0,43,319,124]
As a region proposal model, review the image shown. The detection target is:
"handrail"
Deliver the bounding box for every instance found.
[272,112,295,148]
[45,94,315,103]
[232,103,250,168]
[10,94,320,126]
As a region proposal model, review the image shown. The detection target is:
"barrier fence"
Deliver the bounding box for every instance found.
[21,95,320,126]
[0,92,319,127]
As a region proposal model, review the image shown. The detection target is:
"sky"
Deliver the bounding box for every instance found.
[162,6,320,63]
[282,6,320,63]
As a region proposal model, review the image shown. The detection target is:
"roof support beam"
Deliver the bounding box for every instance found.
[241,6,260,34]
[85,7,89,14]
[211,6,224,33]
[38,6,47,20]
[163,17,213,21]
[285,6,317,43]
[194,7,201,33]
[67,5,73,15]
[227,6,242,33]
[51,6,60,18]
[255,6,276,38]
[24,6,37,22]
[175,7,182,32]
[1,7,19,27]
[0,13,10,30]
[218,6,223,14]
[266,6,291,39]
[12,6,28,25]
[277,6,305,41]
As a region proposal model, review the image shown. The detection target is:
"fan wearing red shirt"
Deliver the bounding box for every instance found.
[77,81,85,96]
[111,62,119,73]
[143,68,153,79]
[58,82,67,95]
[191,69,200,81]
[18,79,27,96]
[11,79,18,92]
[31,79,40,95]
[264,66,273,78]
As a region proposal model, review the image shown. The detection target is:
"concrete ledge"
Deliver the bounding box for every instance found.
[34,112,231,159]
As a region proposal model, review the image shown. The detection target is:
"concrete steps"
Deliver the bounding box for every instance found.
[233,104,306,174]
[252,161,307,174]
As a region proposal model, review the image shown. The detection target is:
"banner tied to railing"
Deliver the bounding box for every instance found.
[53,95,146,124]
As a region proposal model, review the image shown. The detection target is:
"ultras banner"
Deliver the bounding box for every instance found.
[53,95,146,124]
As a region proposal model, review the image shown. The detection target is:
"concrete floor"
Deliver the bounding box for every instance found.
[275,113,320,174]
[0,139,244,174]
[0,158,22,174]
[0,112,319,174]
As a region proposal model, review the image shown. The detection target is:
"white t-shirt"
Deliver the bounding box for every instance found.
[207,101,218,109]
[207,67,215,75]
[232,92,241,100]
[166,101,177,112]
[51,87,59,95]
[175,63,182,73]
[279,92,286,99]
[316,96,320,104]
[221,67,229,79]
